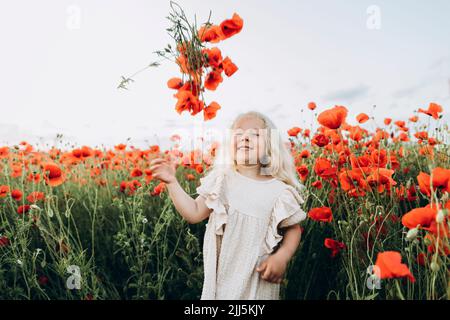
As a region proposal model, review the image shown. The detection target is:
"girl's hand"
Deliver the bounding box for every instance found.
[256,252,289,284]
[149,157,177,185]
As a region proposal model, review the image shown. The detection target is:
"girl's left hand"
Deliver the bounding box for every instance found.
[256,252,289,284]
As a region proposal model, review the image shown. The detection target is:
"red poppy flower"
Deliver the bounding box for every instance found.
[198,24,224,43]
[417,168,450,196]
[314,158,337,180]
[0,236,9,247]
[339,169,368,197]
[312,134,330,147]
[167,77,183,90]
[356,113,369,124]
[401,207,437,230]
[414,131,428,141]
[308,207,333,223]
[311,180,323,189]
[42,163,65,187]
[418,102,443,120]
[222,57,238,77]
[324,238,346,257]
[17,205,31,215]
[374,251,415,282]
[11,189,23,201]
[348,126,366,142]
[26,172,40,184]
[307,102,317,110]
[220,13,244,39]
[288,127,302,137]
[151,182,166,196]
[317,105,348,129]
[72,146,93,160]
[203,47,223,69]
[0,185,10,198]
[130,168,143,177]
[204,102,221,121]
[409,115,418,122]
[296,165,309,181]
[174,90,204,116]
[416,252,427,266]
[299,149,311,159]
[366,168,397,193]
[425,233,450,256]
[204,70,223,91]
[27,191,45,203]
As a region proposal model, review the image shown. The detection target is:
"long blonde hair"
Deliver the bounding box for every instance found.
[207,111,307,196]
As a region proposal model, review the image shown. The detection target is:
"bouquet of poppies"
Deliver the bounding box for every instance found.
[119,1,243,121]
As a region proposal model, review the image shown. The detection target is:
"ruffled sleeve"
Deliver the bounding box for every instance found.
[263,185,307,255]
[196,168,228,235]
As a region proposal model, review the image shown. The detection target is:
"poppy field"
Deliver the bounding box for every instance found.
[1,1,449,301]
[0,102,449,300]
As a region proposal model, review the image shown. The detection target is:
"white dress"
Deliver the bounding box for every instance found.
[196,166,307,300]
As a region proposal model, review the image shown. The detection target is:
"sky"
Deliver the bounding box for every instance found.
[0,0,449,151]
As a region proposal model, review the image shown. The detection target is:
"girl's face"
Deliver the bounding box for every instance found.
[231,116,267,166]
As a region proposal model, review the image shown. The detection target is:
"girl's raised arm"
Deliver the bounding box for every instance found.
[150,158,212,224]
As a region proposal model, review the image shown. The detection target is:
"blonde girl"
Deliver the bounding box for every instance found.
[150,111,307,299]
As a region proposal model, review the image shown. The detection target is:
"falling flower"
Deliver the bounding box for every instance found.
[118,5,244,121]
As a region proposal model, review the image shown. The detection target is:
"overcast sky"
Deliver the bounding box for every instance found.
[1,0,449,151]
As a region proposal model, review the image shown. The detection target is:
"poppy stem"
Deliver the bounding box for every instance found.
[395,279,405,300]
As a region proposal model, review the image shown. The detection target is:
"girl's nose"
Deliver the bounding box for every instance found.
[240,135,249,142]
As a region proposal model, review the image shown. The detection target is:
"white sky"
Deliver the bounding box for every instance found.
[1,0,449,151]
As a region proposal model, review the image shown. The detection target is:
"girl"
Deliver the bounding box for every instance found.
[149,111,308,300]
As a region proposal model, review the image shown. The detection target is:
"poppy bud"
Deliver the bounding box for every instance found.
[406,227,419,241]
[430,261,440,272]
[30,204,41,211]
[436,210,445,223]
